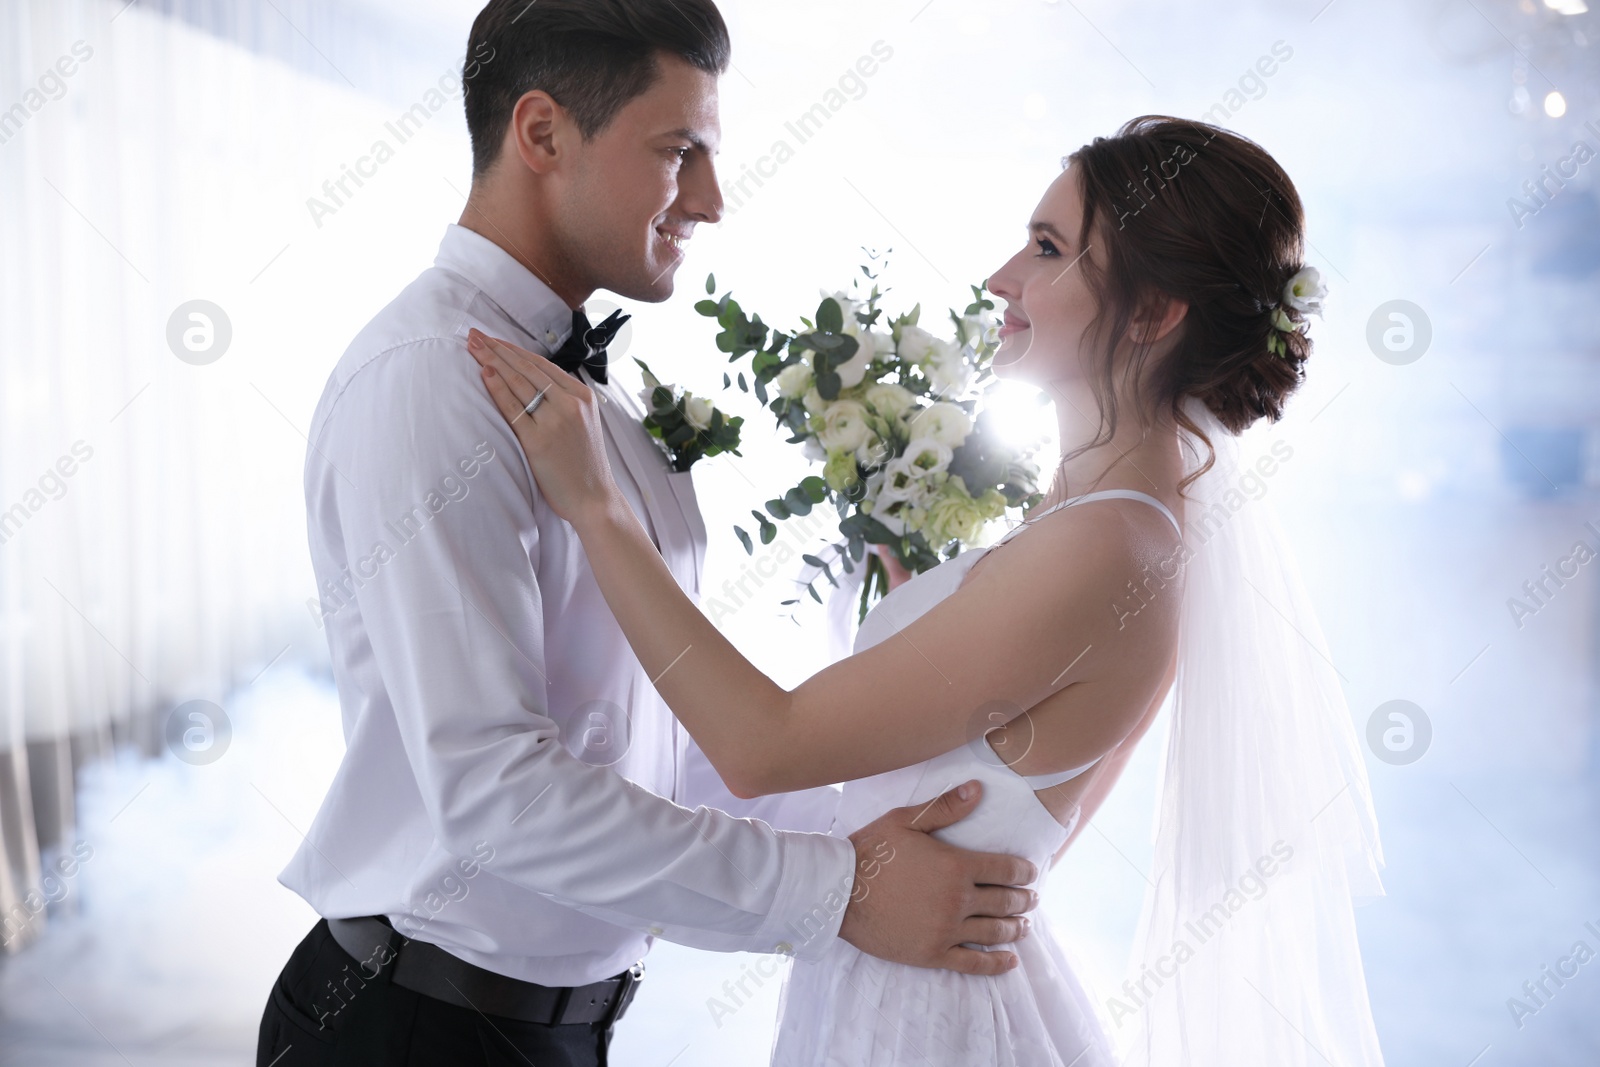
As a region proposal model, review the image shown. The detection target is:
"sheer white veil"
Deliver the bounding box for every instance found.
[1117,398,1386,1066]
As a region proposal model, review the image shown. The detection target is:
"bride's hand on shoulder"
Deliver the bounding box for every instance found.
[466,329,623,528]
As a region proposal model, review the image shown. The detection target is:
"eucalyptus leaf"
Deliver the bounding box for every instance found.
[800,476,828,503]
[811,333,859,368]
[816,297,844,335]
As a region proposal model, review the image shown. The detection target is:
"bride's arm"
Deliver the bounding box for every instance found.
[471,332,1178,798]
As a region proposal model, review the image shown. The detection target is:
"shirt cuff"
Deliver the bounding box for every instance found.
[756,830,856,963]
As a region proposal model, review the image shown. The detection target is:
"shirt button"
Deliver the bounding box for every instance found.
[648,925,663,936]
[545,330,559,347]
[774,941,794,956]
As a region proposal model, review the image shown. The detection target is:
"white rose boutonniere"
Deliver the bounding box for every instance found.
[634,358,743,472]
[683,394,715,432]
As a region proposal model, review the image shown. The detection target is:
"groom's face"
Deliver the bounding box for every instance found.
[557,54,724,303]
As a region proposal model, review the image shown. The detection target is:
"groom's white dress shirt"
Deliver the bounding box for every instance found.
[281,224,854,987]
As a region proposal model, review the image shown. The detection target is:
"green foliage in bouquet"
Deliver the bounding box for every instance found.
[693,261,1045,621]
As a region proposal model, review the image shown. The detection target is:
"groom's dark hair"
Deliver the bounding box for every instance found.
[463,0,731,177]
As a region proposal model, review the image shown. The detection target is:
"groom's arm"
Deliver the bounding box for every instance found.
[679,734,841,835]
[313,338,855,959]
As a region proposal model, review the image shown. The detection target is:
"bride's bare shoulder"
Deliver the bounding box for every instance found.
[974,495,1186,600]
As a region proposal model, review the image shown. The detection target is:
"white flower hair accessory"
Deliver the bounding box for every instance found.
[1268,266,1327,358]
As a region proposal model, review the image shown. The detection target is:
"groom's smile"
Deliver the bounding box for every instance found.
[654,219,695,262]
[556,53,725,304]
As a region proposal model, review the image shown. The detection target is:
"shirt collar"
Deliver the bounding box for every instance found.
[434,223,574,354]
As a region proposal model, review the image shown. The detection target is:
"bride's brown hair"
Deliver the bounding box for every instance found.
[1064,115,1313,485]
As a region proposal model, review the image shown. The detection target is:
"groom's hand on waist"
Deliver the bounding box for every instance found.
[836,780,1037,976]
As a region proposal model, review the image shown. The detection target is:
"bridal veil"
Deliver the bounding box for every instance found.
[1118,398,1386,1066]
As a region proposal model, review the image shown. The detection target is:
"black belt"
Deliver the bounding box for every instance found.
[326,916,643,1028]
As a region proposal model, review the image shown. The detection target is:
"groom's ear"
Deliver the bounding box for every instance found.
[507,90,570,176]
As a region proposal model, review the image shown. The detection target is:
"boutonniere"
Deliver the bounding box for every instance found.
[635,358,744,473]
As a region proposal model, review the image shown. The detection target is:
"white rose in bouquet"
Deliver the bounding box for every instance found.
[776,361,814,399]
[817,399,873,454]
[863,382,917,422]
[824,289,861,318]
[896,324,938,365]
[924,339,977,397]
[911,401,974,448]
[834,332,877,389]
[924,482,1006,546]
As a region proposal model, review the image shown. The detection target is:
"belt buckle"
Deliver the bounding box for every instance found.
[600,961,644,1030]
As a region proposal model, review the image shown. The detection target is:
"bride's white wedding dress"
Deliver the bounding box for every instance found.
[770,489,1180,1067]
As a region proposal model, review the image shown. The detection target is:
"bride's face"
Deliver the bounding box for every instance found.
[987,167,1102,387]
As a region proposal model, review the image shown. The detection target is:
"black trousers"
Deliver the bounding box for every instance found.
[256,920,615,1067]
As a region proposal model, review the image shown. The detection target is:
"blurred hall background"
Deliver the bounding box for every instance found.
[0,0,1597,1064]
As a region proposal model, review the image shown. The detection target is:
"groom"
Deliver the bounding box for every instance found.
[256,1,1037,1063]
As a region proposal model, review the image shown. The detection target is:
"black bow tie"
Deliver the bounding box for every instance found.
[550,308,630,385]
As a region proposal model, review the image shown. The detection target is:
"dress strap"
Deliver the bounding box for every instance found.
[1062,489,1182,536]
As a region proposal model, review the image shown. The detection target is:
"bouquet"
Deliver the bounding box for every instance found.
[696,259,1045,619]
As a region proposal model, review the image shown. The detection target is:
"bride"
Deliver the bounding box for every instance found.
[466,115,1386,1067]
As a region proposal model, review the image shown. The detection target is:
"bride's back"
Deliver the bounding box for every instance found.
[849,487,1186,835]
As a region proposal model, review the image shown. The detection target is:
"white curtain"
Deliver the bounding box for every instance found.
[0,0,472,952]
